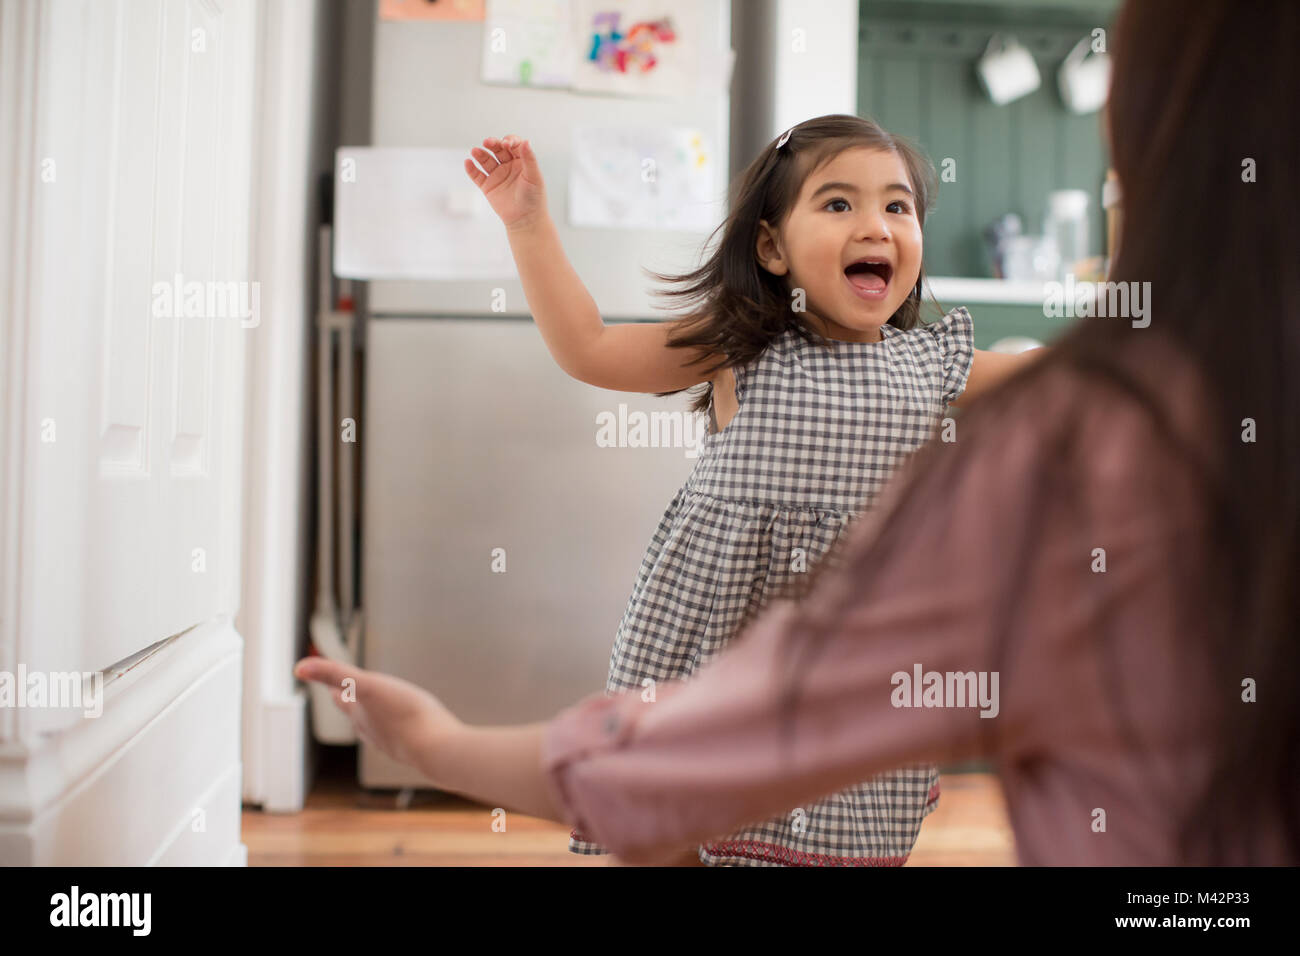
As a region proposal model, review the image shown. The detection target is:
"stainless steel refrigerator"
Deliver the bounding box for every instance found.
[349,2,733,787]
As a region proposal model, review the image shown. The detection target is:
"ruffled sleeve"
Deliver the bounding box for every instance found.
[923,306,976,406]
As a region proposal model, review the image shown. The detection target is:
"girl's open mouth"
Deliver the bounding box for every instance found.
[844,259,892,301]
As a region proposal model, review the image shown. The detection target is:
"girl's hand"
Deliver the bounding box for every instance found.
[293,655,464,782]
[463,134,547,232]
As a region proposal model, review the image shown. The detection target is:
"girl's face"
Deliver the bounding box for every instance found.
[756,146,923,343]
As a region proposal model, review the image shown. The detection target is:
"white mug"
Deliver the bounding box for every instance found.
[976,34,1041,106]
[1058,36,1111,114]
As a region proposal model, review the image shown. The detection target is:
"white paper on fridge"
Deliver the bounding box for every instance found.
[481,0,575,88]
[333,147,517,281]
[567,126,717,231]
[571,0,701,99]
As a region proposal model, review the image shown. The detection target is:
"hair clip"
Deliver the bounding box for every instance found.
[776,128,793,149]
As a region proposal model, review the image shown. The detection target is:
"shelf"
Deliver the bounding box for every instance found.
[925,276,1054,305]
[862,0,1119,18]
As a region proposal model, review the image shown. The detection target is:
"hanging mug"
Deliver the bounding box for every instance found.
[1058,35,1111,114]
[976,34,1041,106]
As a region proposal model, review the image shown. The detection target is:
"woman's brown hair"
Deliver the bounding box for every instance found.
[779,0,1299,862]
[646,114,944,415]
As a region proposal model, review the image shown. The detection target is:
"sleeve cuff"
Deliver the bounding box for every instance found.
[539,687,658,843]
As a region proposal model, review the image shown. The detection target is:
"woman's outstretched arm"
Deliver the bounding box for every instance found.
[295,408,1025,859]
[298,370,1174,863]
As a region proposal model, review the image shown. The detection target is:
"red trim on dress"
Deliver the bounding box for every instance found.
[701,840,910,866]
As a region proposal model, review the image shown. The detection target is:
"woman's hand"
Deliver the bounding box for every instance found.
[463,134,547,232]
[293,656,464,783]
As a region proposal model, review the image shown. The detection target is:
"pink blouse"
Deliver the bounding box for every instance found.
[540,350,1288,865]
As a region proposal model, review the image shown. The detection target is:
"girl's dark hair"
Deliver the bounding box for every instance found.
[778,0,1300,862]
[646,114,943,415]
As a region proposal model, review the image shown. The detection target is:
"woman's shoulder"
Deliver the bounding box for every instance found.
[958,339,1209,489]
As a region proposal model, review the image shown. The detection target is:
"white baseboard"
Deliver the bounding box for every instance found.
[259,689,313,813]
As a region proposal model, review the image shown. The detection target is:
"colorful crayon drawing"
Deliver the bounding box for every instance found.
[571,0,700,98]
[587,11,677,74]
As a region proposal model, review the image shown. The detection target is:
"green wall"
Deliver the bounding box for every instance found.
[859,0,1119,282]
[941,301,1074,349]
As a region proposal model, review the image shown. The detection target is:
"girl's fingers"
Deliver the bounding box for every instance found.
[470,145,500,173]
[482,137,512,166]
[521,139,539,174]
[463,158,486,187]
[466,135,531,191]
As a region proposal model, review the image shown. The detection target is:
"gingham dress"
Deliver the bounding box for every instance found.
[570,306,976,865]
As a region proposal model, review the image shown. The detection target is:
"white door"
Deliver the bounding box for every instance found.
[0,0,256,862]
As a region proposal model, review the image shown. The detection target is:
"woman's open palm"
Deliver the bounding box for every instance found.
[464,135,547,231]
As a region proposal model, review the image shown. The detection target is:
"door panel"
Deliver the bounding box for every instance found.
[15,0,254,739]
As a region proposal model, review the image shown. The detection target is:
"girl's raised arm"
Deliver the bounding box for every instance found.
[465,136,719,393]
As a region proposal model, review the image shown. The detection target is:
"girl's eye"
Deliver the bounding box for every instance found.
[823,197,911,214]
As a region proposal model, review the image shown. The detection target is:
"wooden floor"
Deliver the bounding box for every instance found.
[242,747,1016,866]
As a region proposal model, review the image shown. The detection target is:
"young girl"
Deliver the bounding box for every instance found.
[463,113,1036,866]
